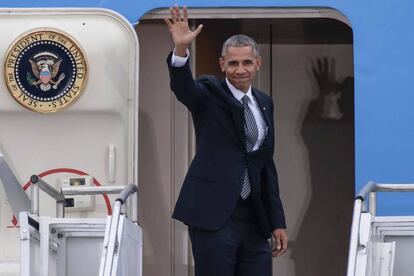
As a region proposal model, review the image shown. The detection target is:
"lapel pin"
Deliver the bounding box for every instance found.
[262,107,266,111]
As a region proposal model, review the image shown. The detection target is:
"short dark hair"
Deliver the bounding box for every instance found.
[221,34,259,57]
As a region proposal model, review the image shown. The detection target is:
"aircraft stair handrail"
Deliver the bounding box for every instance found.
[346,181,414,276]
[30,174,139,220]
[0,149,31,217]
[30,175,66,217]
[100,183,138,276]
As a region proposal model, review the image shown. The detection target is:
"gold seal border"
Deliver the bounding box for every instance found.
[3,28,88,113]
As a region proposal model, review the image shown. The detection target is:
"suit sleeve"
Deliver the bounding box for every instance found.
[167,52,208,113]
[262,100,287,230]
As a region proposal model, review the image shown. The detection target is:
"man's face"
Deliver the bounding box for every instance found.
[219,46,261,93]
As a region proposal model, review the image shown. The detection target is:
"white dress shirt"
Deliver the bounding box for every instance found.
[171,51,267,150]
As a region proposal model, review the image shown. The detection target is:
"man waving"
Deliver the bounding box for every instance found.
[164,6,288,276]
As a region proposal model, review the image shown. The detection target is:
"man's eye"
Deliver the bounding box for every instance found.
[244,60,253,65]
[228,61,238,66]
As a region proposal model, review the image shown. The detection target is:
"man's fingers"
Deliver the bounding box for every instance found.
[272,244,284,257]
[164,5,200,47]
[174,5,182,21]
[272,230,288,257]
[183,6,188,22]
[193,24,203,36]
[169,7,177,23]
[163,16,173,28]
[272,245,282,257]
[279,235,288,255]
[271,234,281,257]
[275,233,282,250]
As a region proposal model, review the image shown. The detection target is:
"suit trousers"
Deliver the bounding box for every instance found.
[189,197,272,276]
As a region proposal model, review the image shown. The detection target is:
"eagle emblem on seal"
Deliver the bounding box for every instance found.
[4,29,88,113]
[27,52,66,92]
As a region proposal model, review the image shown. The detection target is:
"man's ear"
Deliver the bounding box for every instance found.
[219,57,225,72]
[256,56,262,71]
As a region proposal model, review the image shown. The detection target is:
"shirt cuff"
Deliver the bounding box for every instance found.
[171,48,190,67]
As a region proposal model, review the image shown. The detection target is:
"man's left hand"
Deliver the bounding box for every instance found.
[272,228,288,257]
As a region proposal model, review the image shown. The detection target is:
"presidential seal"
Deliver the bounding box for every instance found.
[4,29,87,113]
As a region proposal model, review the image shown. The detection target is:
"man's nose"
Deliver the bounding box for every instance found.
[235,64,246,74]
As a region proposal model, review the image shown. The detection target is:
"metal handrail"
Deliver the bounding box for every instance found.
[356,182,414,201]
[31,174,140,219]
[30,175,66,217]
[346,181,414,276]
[0,150,31,216]
[62,185,138,220]
[31,175,66,202]
[61,186,127,196]
[99,184,138,276]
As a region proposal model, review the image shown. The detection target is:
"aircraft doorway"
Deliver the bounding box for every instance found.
[136,9,354,276]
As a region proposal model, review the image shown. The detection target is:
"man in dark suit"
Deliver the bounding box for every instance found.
[164,6,288,276]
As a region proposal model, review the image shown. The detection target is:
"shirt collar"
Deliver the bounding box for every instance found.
[226,78,253,103]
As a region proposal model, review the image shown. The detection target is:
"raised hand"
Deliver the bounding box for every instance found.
[163,6,203,56]
[310,57,345,119]
[311,57,338,96]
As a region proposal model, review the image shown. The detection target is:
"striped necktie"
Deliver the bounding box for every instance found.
[240,95,258,199]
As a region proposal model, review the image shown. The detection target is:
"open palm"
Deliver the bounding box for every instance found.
[163,6,203,48]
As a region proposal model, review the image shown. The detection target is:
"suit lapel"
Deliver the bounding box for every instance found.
[252,89,271,127]
[220,81,246,149]
[252,88,272,147]
[198,76,245,148]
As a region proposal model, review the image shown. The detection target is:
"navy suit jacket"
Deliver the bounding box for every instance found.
[167,53,286,238]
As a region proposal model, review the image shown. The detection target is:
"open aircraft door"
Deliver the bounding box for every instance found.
[0,8,140,276]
